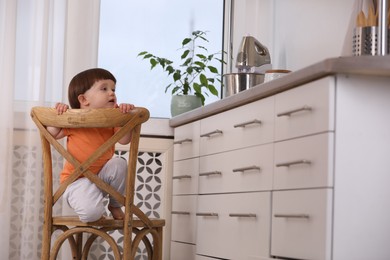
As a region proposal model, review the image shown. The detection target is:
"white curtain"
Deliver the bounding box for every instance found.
[0,0,100,259]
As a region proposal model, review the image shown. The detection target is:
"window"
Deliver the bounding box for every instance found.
[98,0,224,118]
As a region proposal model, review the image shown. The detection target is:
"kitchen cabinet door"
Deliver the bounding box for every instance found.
[174,120,200,160]
[199,144,273,194]
[196,192,271,259]
[273,133,334,190]
[171,195,198,244]
[173,158,199,195]
[275,76,335,141]
[271,189,333,260]
[200,96,274,156]
[171,241,196,260]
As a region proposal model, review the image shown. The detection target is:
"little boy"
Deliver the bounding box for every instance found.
[47,68,135,222]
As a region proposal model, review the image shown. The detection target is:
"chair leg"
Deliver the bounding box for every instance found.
[75,233,83,260]
[41,231,50,260]
[153,227,163,260]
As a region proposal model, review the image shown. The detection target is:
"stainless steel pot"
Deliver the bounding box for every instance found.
[223,73,264,97]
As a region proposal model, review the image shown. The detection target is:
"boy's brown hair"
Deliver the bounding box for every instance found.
[68,68,117,108]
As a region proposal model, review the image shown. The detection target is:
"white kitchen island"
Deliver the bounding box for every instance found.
[169,56,390,260]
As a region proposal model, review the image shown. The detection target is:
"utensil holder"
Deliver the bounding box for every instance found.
[353,27,390,56]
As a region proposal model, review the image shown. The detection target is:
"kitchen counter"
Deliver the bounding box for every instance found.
[170,55,390,127]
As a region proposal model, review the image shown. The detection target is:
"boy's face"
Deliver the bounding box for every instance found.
[78,79,117,109]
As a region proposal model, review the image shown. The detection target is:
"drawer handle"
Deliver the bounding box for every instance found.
[171,211,190,215]
[196,212,218,217]
[275,159,311,167]
[172,175,192,180]
[200,129,223,138]
[274,213,310,219]
[277,105,312,117]
[229,213,257,218]
[173,138,192,145]
[232,165,261,173]
[233,119,262,128]
[199,171,222,177]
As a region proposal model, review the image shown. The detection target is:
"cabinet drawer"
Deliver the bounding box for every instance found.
[199,144,273,194]
[171,241,196,260]
[171,195,197,244]
[200,97,274,156]
[173,158,199,195]
[174,120,200,160]
[196,192,271,259]
[274,133,334,190]
[275,76,335,141]
[271,189,332,260]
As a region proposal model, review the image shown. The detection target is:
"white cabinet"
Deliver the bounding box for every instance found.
[172,158,199,195]
[174,120,200,160]
[270,77,335,260]
[171,241,196,260]
[200,97,274,156]
[274,76,335,141]
[271,189,333,260]
[196,192,271,259]
[171,97,274,260]
[171,121,201,259]
[171,74,390,260]
[199,144,273,194]
[171,195,197,244]
[273,133,334,190]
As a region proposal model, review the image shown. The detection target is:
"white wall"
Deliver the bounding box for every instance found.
[229,0,356,72]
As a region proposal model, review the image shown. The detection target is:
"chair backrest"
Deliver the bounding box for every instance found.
[30,107,151,227]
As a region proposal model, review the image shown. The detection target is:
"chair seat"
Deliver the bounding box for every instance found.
[53,215,165,228]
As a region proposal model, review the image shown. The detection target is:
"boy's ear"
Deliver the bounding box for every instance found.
[78,94,89,107]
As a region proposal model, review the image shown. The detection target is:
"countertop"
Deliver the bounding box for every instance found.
[170,55,390,127]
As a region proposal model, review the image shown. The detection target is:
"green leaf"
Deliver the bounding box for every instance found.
[159,58,166,68]
[196,54,206,60]
[186,67,193,74]
[193,83,201,93]
[172,86,180,94]
[194,92,205,105]
[138,51,147,56]
[164,83,172,93]
[166,65,175,74]
[216,58,226,64]
[207,65,218,73]
[182,38,191,46]
[150,59,158,69]
[181,50,190,59]
[173,71,181,81]
[199,74,208,86]
[194,61,205,69]
[144,54,153,59]
[207,84,219,96]
[182,57,192,66]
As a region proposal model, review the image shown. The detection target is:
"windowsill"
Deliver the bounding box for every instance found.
[141,117,173,138]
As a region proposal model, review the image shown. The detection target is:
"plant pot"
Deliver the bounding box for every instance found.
[171,95,202,117]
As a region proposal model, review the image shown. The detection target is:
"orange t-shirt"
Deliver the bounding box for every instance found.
[60,127,115,183]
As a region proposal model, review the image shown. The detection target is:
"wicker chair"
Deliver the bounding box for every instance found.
[31,107,165,260]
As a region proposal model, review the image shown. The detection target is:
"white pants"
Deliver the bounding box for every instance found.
[63,157,127,222]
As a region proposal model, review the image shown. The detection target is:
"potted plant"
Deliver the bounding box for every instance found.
[138,30,225,116]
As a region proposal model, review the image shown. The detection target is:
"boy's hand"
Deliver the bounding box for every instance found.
[117,103,135,113]
[55,103,69,115]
